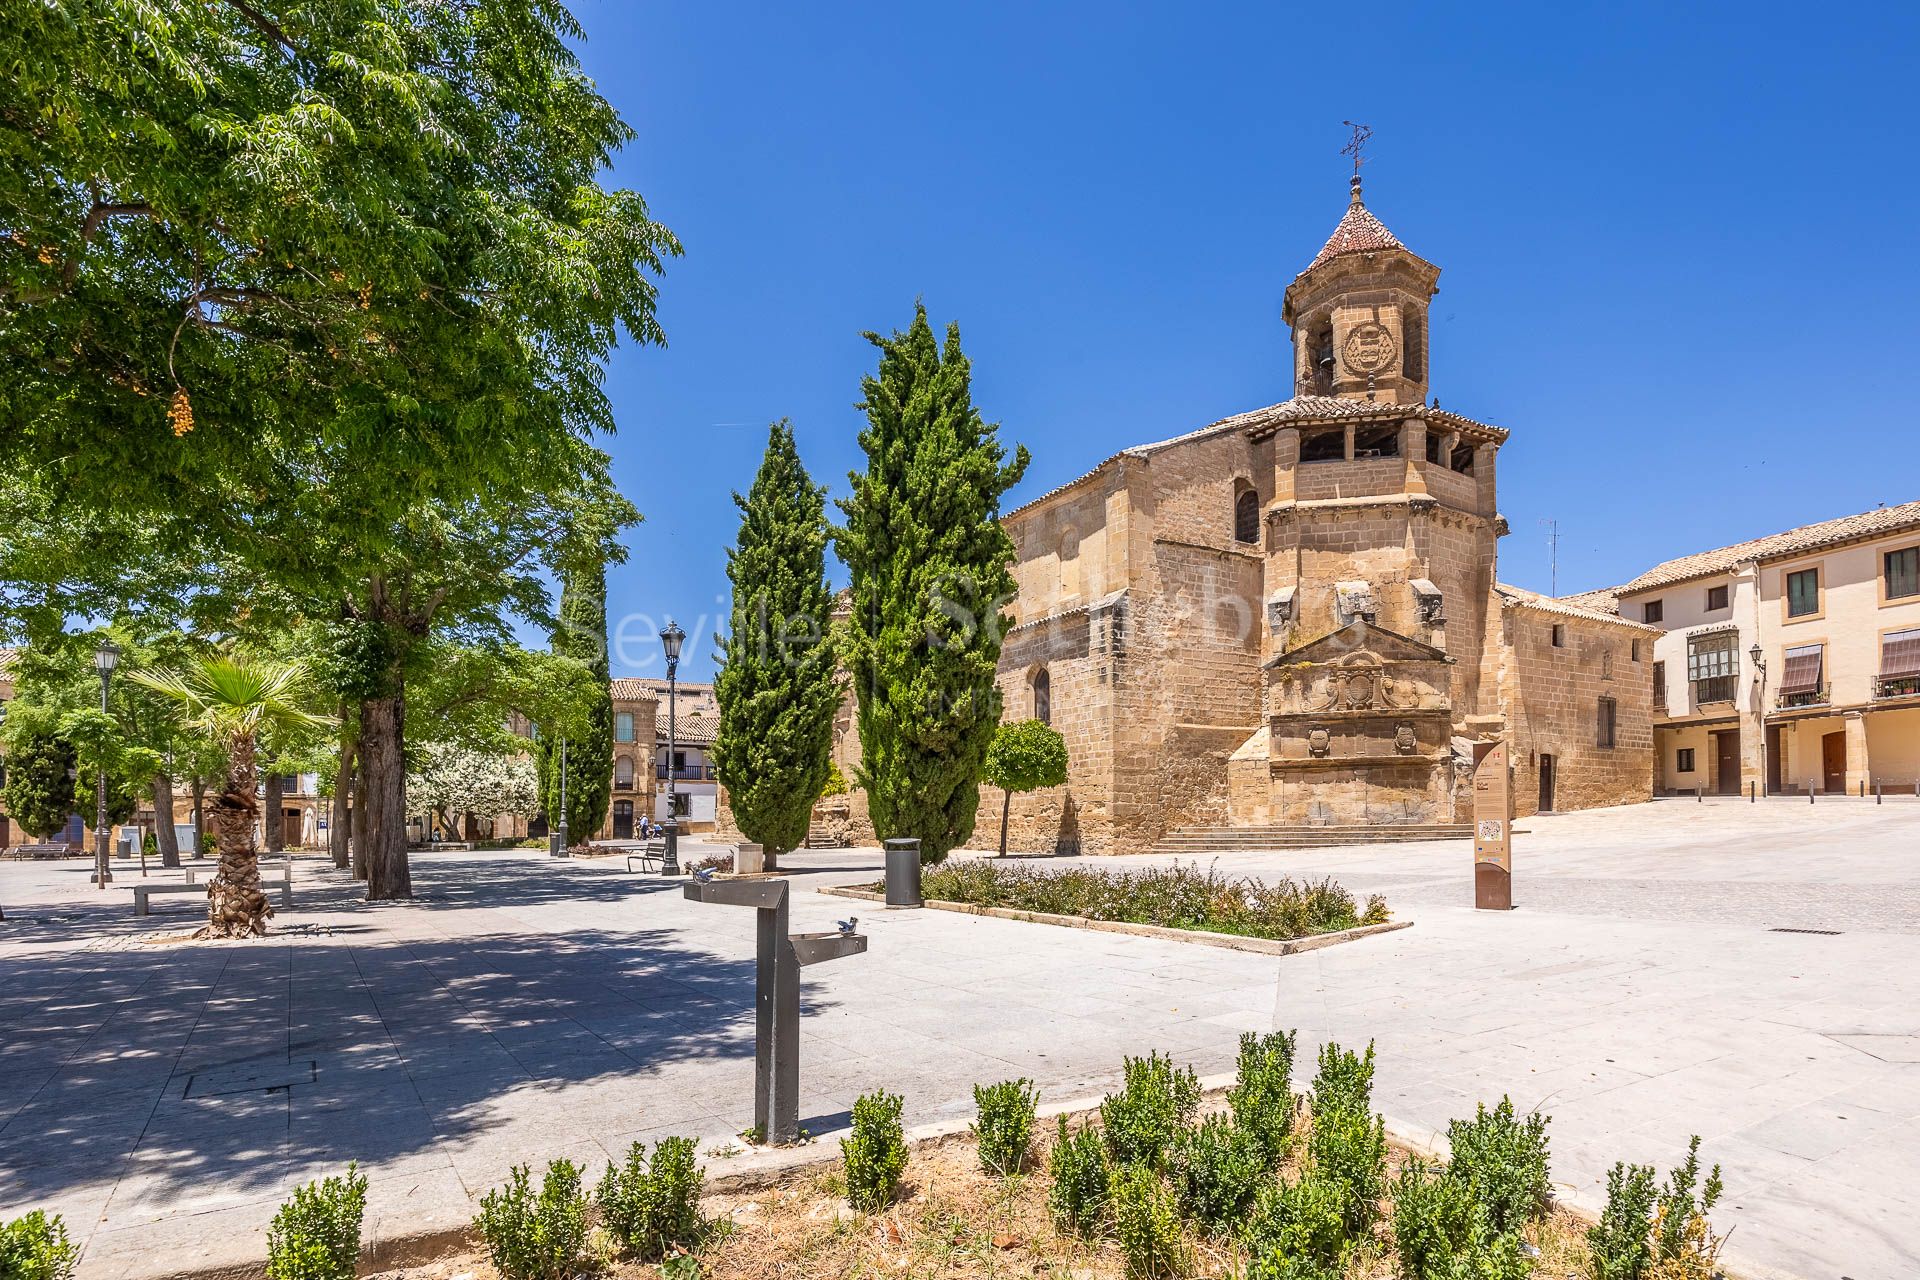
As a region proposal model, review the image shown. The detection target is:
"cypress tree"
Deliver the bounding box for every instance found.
[0,724,78,840]
[539,558,614,840]
[712,421,839,858]
[835,305,1029,862]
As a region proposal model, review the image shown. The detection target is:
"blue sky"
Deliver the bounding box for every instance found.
[570,0,1920,681]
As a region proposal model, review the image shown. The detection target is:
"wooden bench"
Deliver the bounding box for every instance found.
[625,838,668,873]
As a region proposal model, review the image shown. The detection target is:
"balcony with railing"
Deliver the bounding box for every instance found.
[656,765,718,782]
[1875,674,1920,700]
[1776,683,1830,711]
[1690,675,1736,705]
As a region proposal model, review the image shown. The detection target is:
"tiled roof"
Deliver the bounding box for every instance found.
[1618,500,1920,594]
[1495,583,1661,632]
[1555,587,1623,616]
[659,714,719,747]
[1307,192,1408,270]
[1005,396,1506,520]
[609,678,659,702]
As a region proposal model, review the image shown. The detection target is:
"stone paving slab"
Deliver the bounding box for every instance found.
[0,804,1915,1280]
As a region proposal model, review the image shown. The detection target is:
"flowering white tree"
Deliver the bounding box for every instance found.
[406,742,539,835]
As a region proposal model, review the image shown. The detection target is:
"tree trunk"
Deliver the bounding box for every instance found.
[359,690,412,900]
[331,716,354,870]
[998,789,1012,857]
[264,772,285,852]
[202,734,271,937]
[154,773,180,868]
[191,776,207,858]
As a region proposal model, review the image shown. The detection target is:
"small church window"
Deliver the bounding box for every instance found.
[1032,669,1051,725]
[1233,484,1259,544]
[1450,442,1475,475]
[1352,426,1400,459]
[1425,432,1444,464]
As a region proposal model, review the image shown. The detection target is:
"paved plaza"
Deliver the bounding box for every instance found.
[2,800,1917,1280]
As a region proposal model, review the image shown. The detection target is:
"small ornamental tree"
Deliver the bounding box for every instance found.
[834,305,1029,863]
[981,719,1068,856]
[712,422,839,861]
[0,721,78,839]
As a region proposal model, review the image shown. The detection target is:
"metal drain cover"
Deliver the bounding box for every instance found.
[183,1059,317,1098]
[1770,927,1841,936]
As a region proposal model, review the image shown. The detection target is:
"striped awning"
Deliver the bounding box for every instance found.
[1882,634,1920,679]
[1779,648,1823,695]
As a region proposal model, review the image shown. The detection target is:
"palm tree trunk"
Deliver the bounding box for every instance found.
[264,772,285,852]
[360,690,412,900]
[203,733,271,937]
[153,773,181,868]
[331,715,354,870]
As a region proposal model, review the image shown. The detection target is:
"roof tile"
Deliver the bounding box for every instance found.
[1619,500,1920,593]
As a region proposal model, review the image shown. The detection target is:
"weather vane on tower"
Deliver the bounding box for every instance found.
[1341,121,1372,202]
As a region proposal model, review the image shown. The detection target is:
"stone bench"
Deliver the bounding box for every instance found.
[133,861,293,914]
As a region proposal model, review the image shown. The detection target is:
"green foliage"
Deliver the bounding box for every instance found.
[596,1137,706,1261]
[895,862,1382,941]
[1046,1116,1110,1238]
[819,760,851,798]
[538,557,614,839]
[266,1164,368,1280]
[971,1078,1039,1178]
[834,304,1030,864]
[1107,1162,1188,1279]
[0,723,77,838]
[1307,1043,1386,1236]
[1229,1030,1298,1167]
[983,719,1069,794]
[1586,1161,1658,1280]
[1390,1160,1527,1280]
[475,1160,591,1280]
[1243,1173,1349,1271]
[1445,1097,1552,1236]
[1653,1136,1724,1268]
[1244,1251,1343,1280]
[1169,1114,1266,1232]
[841,1090,908,1212]
[0,1211,78,1280]
[1099,1052,1200,1172]
[712,422,840,856]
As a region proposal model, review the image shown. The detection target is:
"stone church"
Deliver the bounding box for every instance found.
[806,172,1658,855]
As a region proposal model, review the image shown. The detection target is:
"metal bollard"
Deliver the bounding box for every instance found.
[1696,788,1703,803]
[1749,781,1756,803]
[1810,789,1816,804]
[883,838,923,907]
[1877,783,1883,805]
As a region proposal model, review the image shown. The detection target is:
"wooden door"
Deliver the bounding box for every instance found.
[612,800,634,839]
[1765,726,1783,794]
[1821,731,1846,794]
[1537,754,1556,813]
[1714,731,1741,795]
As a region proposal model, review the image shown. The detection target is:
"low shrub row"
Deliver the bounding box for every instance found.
[875,860,1390,941]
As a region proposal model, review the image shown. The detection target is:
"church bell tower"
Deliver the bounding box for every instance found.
[1281,165,1440,407]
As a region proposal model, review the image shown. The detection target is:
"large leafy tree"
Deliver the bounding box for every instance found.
[834,306,1029,863]
[2,1,671,898]
[981,719,1069,857]
[0,717,78,841]
[712,422,838,862]
[131,653,329,937]
[537,552,614,840]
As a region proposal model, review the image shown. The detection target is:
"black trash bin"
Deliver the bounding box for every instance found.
[883,838,922,907]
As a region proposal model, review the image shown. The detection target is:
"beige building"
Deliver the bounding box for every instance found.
[804,174,1657,855]
[606,678,719,838]
[1597,501,1920,796]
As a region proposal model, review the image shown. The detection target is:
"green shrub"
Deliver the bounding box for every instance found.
[1652,1135,1724,1271]
[1390,1159,1527,1280]
[1100,1052,1201,1171]
[842,1089,907,1211]
[1308,1040,1376,1123]
[972,1078,1039,1178]
[1047,1115,1110,1237]
[1108,1162,1188,1279]
[1586,1160,1657,1280]
[1446,1097,1551,1235]
[1243,1172,1348,1269]
[266,1164,368,1280]
[1228,1029,1298,1166]
[475,1159,591,1280]
[1307,1101,1386,1237]
[1170,1113,1266,1232]
[596,1137,706,1260]
[886,861,1384,941]
[1244,1252,1343,1280]
[0,1211,78,1280]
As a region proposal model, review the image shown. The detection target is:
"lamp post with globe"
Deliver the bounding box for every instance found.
[660,620,685,875]
[91,640,120,887]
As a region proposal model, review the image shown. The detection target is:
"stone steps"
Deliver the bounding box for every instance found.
[1150,824,1473,855]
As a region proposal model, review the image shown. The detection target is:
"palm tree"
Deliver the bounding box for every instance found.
[130,654,331,938]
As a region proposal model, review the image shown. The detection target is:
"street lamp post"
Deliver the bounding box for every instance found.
[660,620,685,876]
[553,735,569,857]
[91,640,120,887]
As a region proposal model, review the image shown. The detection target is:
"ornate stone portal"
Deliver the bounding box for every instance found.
[1244,620,1457,825]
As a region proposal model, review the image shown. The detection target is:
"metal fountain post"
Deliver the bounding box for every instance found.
[682,876,865,1145]
[659,620,685,875]
[91,640,120,887]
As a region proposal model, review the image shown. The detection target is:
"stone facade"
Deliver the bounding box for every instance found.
[798,175,1659,854]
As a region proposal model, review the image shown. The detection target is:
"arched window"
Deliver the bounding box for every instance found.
[1233,483,1260,545]
[1032,669,1051,725]
[614,756,634,790]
